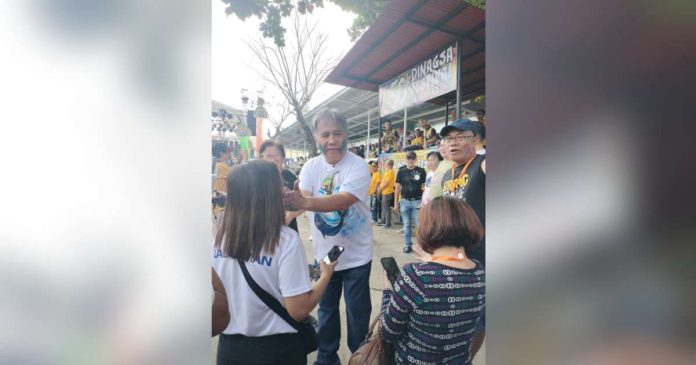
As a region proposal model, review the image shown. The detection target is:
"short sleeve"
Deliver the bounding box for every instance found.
[277,230,312,297]
[298,160,313,193]
[395,169,404,184]
[441,169,452,189]
[338,158,370,203]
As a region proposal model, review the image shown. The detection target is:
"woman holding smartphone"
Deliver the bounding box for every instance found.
[379,196,485,365]
[212,161,337,365]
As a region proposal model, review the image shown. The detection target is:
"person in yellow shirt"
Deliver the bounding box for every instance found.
[377,159,396,228]
[368,161,382,223]
[212,143,232,220]
[410,129,424,147]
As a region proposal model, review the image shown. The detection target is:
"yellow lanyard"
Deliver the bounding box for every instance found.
[449,155,476,193]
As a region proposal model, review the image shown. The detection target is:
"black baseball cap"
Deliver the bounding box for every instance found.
[406,151,417,159]
[439,119,480,137]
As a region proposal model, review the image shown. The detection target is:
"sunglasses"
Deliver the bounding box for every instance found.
[406,156,416,160]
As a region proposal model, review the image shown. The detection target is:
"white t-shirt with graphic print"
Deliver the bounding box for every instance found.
[299,151,373,271]
[211,226,311,336]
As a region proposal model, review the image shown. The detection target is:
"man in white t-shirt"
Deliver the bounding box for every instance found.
[285,108,373,365]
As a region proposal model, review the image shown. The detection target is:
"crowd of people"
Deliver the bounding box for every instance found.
[211,108,486,365]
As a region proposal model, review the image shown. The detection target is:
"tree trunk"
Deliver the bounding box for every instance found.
[295,107,317,156]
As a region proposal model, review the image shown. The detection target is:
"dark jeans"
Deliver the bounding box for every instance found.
[315,261,372,365]
[381,193,394,226]
[370,195,381,222]
[217,332,306,365]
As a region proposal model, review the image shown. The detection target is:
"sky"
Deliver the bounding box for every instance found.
[211,1,357,137]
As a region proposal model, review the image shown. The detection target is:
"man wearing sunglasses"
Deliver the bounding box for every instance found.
[393,151,427,253]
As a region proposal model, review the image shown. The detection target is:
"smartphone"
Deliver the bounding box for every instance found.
[380,257,400,285]
[323,245,345,264]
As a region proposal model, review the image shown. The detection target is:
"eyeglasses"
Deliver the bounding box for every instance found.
[406,156,416,160]
[443,134,475,143]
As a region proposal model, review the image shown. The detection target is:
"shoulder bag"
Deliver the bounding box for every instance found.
[348,311,393,365]
[238,260,318,354]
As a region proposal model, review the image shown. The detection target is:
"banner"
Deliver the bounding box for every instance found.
[377,148,436,172]
[378,43,458,117]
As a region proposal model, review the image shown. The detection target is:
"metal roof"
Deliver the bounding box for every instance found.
[274,0,485,153]
[325,0,485,102]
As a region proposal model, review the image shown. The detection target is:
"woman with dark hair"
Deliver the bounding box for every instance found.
[259,140,303,232]
[212,161,337,365]
[379,196,485,365]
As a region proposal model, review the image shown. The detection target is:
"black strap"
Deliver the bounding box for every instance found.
[238,260,301,331]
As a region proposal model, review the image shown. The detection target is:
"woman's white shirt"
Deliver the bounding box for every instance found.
[211,226,311,336]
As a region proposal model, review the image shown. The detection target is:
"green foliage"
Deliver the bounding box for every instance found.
[221,0,385,46]
[222,0,323,47]
[465,0,486,9]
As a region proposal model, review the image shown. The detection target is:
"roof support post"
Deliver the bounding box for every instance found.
[366,110,371,158]
[378,116,383,155]
[445,100,450,126]
[456,38,463,120]
[403,108,408,150]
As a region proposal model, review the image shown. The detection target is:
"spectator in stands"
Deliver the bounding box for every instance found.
[380,122,400,153]
[213,161,337,365]
[418,119,440,148]
[404,129,423,151]
[380,196,485,365]
[368,161,382,223]
[377,159,396,228]
[259,140,302,233]
[421,151,443,206]
[476,109,486,127]
[393,151,427,253]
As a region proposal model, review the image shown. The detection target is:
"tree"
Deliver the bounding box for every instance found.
[266,100,293,139]
[245,13,339,155]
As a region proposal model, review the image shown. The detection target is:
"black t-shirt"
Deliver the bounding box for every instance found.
[441,155,485,263]
[281,169,299,232]
[396,166,427,199]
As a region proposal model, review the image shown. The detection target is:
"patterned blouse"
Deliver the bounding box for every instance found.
[380,261,485,364]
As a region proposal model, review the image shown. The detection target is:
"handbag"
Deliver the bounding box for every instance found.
[348,311,393,365]
[238,260,319,354]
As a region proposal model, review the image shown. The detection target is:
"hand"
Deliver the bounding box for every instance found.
[382,270,394,290]
[319,259,337,277]
[392,204,400,213]
[283,180,306,211]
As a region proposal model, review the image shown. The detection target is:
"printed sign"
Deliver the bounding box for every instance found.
[378,148,437,172]
[378,44,458,117]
